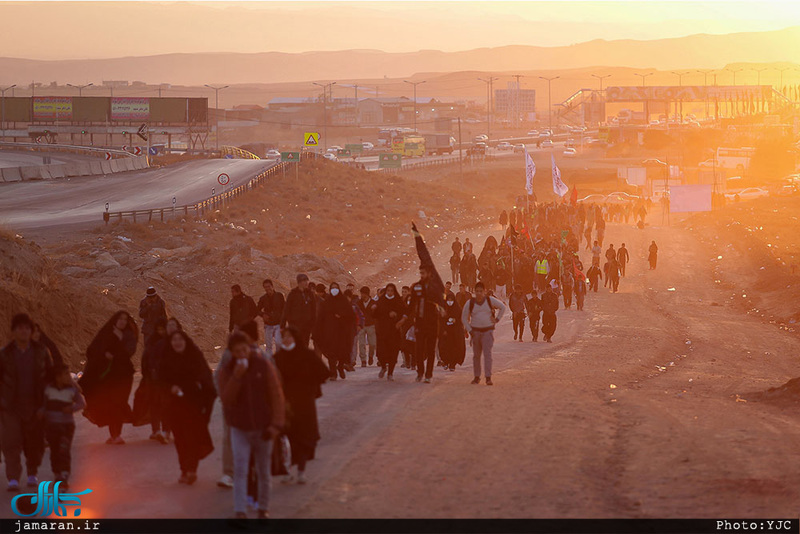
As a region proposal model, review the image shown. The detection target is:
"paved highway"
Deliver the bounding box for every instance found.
[0,159,276,230]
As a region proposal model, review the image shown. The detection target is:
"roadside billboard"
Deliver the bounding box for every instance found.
[111,98,150,120]
[33,97,73,120]
[670,184,712,213]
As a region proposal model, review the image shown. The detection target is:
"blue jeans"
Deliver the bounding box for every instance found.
[263,324,280,360]
[231,427,273,514]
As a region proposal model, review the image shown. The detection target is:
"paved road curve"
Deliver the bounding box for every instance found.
[0,159,276,230]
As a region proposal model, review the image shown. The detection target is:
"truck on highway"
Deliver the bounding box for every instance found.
[392,135,426,157]
[423,134,455,155]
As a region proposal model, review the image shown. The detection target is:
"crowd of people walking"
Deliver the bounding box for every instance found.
[0,202,658,518]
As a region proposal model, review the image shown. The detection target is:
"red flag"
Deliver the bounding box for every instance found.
[570,186,578,205]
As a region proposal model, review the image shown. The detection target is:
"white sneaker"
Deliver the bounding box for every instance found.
[217,475,234,489]
[281,474,296,485]
[297,472,307,485]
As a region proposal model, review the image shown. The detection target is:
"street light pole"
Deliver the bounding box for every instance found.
[538,76,559,134]
[478,76,498,138]
[591,74,611,91]
[404,80,426,133]
[313,81,336,151]
[778,67,791,92]
[671,71,691,122]
[67,83,94,97]
[697,70,714,119]
[1,84,17,134]
[752,67,768,86]
[634,72,653,87]
[634,72,653,121]
[726,68,743,86]
[204,84,229,151]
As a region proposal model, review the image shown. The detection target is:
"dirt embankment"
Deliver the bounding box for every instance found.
[3,159,489,369]
[685,196,800,328]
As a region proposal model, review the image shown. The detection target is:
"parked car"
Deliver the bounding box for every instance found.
[725,187,769,201]
[541,139,554,148]
[513,144,526,153]
[642,158,667,166]
[563,147,577,158]
[361,142,374,151]
[322,153,339,162]
[265,149,281,159]
[526,130,539,137]
[474,134,489,142]
[496,142,514,151]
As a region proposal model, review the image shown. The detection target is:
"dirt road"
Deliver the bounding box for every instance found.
[2,219,800,519]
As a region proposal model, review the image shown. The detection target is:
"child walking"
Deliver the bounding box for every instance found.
[44,364,86,489]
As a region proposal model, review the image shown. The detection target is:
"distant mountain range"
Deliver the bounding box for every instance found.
[2,26,800,86]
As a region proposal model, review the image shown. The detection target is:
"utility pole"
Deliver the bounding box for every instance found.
[66,83,93,97]
[478,76,498,138]
[538,76,559,134]
[352,84,360,126]
[512,74,524,129]
[404,80,426,133]
[1,84,16,134]
[778,67,791,92]
[313,81,336,151]
[591,74,611,91]
[204,84,229,151]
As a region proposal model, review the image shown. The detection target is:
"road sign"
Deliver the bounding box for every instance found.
[304,132,320,147]
[345,143,363,154]
[122,145,128,152]
[281,152,300,162]
[336,149,352,157]
[217,173,230,186]
[137,123,148,141]
[133,147,143,156]
[104,152,112,161]
[148,147,158,156]
[379,153,402,169]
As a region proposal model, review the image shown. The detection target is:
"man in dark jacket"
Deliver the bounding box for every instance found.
[256,279,285,359]
[139,286,167,346]
[229,285,258,335]
[617,243,630,277]
[525,293,542,342]
[541,285,559,343]
[356,287,377,367]
[0,313,53,491]
[281,274,317,349]
[407,267,443,383]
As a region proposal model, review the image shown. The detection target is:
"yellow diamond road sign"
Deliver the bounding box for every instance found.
[304,132,320,147]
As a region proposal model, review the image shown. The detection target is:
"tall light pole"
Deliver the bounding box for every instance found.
[671,71,691,122]
[313,81,336,151]
[1,84,16,134]
[404,80,426,132]
[777,67,792,92]
[512,74,524,129]
[204,84,229,151]
[697,70,714,118]
[751,67,768,86]
[67,83,93,97]
[591,74,611,91]
[538,76,559,133]
[634,72,653,87]
[726,68,743,86]
[478,76,498,138]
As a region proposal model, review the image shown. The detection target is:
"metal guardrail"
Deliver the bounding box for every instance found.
[220,145,261,160]
[103,162,288,224]
[0,141,134,159]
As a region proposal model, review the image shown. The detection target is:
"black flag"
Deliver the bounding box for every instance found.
[411,222,445,304]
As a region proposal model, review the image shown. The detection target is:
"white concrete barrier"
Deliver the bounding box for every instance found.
[2,167,22,182]
[110,159,122,173]
[39,166,53,180]
[100,161,112,174]
[49,165,67,179]
[20,166,43,180]
[90,161,103,175]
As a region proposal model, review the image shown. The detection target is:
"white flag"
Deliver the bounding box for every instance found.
[551,153,569,197]
[524,148,535,195]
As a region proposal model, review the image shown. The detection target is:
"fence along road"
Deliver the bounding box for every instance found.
[0,158,277,231]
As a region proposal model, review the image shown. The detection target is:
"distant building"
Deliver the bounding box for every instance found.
[495,84,536,121]
[102,80,129,88]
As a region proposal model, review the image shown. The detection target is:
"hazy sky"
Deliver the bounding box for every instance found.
[2,1,799,59]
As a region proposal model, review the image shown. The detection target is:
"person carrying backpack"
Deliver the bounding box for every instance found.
[461,282,506,386]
